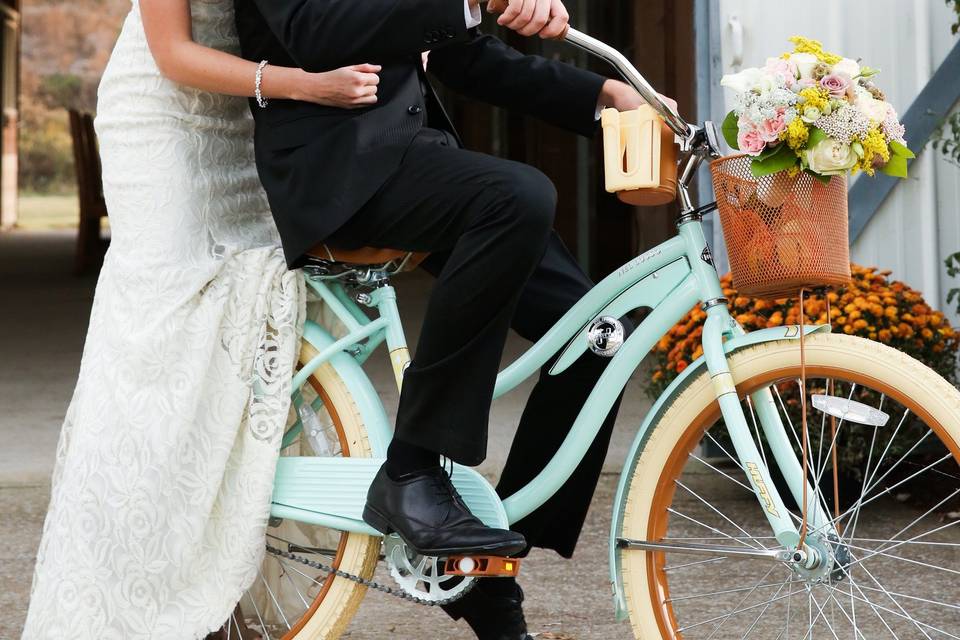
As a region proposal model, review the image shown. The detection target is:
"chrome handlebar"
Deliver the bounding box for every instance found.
[563,28,692,141]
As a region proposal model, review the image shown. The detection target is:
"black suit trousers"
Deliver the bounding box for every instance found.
[326,129,624,555]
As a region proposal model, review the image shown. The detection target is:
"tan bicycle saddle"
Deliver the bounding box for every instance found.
[307,244,429,271]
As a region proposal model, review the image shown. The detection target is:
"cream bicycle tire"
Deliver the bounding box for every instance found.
[620,333,960,638]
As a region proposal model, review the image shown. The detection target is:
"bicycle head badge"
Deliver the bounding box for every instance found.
[587,316,625,357]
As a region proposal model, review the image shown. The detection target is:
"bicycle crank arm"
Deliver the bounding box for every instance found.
[616,538,800,563]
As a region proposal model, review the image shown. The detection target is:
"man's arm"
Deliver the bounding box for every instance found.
[248,0,470,71]
[427,33,606,137]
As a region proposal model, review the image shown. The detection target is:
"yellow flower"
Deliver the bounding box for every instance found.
[798,87,830,112]
[856,126,891,176]
[783,118,810,151]
[788,36,842,65]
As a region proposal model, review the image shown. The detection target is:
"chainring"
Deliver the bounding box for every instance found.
[384,534,476,605]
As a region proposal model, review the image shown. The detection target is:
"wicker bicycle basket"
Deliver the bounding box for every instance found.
[711,155,852,300]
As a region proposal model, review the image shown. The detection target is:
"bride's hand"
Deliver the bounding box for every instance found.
[291,64,382,109]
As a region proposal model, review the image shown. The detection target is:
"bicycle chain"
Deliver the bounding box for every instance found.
[265,544,466,607]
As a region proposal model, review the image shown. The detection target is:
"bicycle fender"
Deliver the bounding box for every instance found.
[607,323,831,619]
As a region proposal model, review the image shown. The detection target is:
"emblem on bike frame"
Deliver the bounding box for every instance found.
[587,316,625,357]
[701,245,714,267]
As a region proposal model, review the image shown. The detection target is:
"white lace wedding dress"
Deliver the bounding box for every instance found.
[21,1,306,638]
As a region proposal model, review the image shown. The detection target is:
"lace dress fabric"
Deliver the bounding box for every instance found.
[21,1,306,637]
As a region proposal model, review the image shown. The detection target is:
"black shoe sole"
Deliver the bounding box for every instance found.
[362,505,526,558]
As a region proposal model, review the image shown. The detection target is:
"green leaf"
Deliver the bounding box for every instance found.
[807,127,828,149]
[890,140,916,159]
[721,111,740,150]
[756,143,785,161]
[806,169,833,184]
[880,154,909,179]
[750,145,800,177]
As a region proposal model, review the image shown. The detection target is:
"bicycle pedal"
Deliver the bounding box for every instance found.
[443,556,521,577]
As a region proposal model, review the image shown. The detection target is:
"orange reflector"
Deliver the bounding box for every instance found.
[444,556,522,577]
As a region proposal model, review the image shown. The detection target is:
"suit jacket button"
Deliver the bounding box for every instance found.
[408,105,423,115]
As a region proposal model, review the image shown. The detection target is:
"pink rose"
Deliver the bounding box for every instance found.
[764,57,799,85]
[820,73,851,99]
[758,111,788,143]
[738,127,767,156]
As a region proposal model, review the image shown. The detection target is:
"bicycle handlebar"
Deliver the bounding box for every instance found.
[562,28,692,140]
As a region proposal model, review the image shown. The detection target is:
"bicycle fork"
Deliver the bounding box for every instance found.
[703,304,838,551]
[620,302,840,566]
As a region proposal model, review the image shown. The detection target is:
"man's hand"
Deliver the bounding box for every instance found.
[482,0,569,39]
[598,79,678,115]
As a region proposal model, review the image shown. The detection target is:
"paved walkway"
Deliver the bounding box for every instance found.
[0,230,653,638]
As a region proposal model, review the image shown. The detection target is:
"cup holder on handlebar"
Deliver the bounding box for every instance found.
[601,105,679,207]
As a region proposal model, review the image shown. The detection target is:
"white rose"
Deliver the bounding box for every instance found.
[804,138,859,175]
[832,57,861,79]
[855,95,892,123]
[720,67,764,94]
[789,53,819,80]
[801,106,822,123]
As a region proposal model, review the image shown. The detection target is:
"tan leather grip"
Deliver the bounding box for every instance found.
[484,0,570,40]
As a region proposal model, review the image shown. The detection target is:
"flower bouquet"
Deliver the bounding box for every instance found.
[710,37,914,300]
[720,36,914,179]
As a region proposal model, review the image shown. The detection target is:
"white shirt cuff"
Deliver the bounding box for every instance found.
[464,1,482,28]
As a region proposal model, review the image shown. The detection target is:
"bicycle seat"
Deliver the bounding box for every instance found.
[307,244,428,272]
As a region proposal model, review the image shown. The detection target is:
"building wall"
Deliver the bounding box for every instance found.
[713,0,960,320]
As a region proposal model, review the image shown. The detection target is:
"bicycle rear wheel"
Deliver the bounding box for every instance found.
[233,342,380,640]
[620,333,960,639]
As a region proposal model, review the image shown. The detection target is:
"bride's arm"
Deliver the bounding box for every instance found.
[140,0,380,108]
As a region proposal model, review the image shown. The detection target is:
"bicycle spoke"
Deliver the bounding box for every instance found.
[667,508,765,551]
[738,576,793,639]
[848,555,933,640]
[854,584,960,611]
[645,369,959,640]
[827,578,900,640]
[280,562,311,609]
[690,452,754,492]
[260,570,292,631]
[244,589,272,640]
[681,565,777,635]
[802,587,842,640]
[663,557,727,572]
[666,580,786,604]
[844,498,960,571]
[844,540,960,577]
[675,479,768,550]
[831,453,953,535]
[826,585,960,640]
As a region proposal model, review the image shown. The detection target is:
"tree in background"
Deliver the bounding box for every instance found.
[19,0,127,193]
[940,0,960,312]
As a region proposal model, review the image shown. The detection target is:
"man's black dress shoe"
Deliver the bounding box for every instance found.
[442,578,532,640]
[363,465,527,557]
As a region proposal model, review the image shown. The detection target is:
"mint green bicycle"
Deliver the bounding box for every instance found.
[235,30,960,640]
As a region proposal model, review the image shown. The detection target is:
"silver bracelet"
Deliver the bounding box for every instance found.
[255,60,269,109]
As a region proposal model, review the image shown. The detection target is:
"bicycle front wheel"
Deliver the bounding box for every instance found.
[620,333,960,639]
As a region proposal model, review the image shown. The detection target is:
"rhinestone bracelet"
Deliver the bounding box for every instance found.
[255,60,269,109]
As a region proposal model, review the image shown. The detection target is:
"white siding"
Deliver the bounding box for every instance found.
[714,0,960,321]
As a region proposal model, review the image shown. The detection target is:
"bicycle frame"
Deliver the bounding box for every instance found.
[277,26,840,591]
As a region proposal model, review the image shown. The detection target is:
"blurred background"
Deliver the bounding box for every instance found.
[1,1,959,637]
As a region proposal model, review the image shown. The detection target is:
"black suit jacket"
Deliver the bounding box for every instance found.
[233,0,607,267]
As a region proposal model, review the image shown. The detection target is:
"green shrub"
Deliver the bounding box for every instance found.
[19,107,75,194]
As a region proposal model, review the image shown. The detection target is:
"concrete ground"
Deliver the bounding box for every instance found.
[4,231,958,639]
[0,230,653,638]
